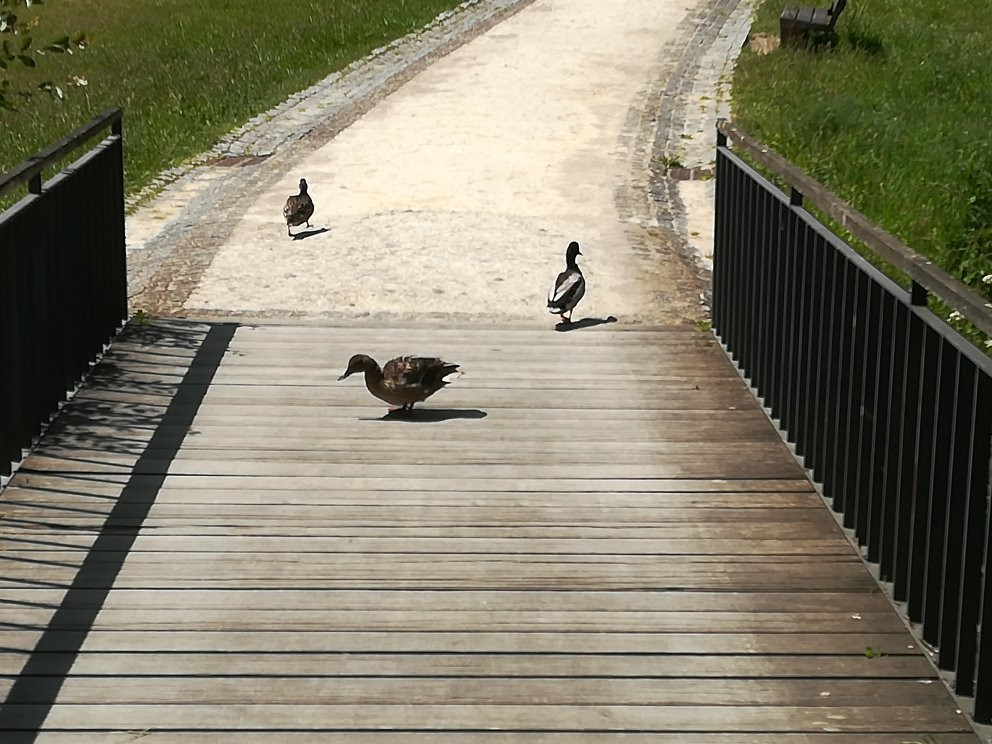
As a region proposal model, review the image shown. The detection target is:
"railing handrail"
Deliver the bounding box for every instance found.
[0,106,122,201]
[716,118,992,339]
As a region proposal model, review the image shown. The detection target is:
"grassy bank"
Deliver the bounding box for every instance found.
[732,0,992,305]
[0,0,463,196]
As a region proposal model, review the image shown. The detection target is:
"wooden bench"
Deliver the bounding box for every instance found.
[780,0,846,46]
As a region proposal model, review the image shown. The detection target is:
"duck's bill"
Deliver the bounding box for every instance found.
[337,373,350,380]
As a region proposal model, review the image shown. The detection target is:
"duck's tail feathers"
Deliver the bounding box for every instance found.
[439,365,462,385]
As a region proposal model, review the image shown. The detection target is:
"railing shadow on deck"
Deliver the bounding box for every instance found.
[712,119,992,725]
[0,109,128,481]
[0,321,236,741]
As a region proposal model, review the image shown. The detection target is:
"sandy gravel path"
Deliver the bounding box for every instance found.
[127,0,752,326]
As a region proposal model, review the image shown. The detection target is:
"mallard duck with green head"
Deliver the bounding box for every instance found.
[338,354,460,414]
[547,240,585,324]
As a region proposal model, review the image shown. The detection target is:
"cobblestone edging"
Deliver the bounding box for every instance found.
[126,0,532,212]
[609,0,752,322]
[648,0,754,295]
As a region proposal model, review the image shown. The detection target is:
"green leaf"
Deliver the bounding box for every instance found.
[15,51,32,66]
[18,34,29,51]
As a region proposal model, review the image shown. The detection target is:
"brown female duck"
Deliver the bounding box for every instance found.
[338,354,460,413]
[283,178,315,237]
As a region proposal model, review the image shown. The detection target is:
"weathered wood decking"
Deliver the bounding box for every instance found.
[0,320,978,741]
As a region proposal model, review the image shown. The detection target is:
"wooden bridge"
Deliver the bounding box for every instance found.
[0,319,979,741]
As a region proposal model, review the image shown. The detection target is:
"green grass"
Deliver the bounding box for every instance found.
[0,0,463,197]
[732,0,992,310]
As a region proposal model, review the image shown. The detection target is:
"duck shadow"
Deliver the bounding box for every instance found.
[292,227,330,241]
[555,315,618,332]
[365,408,488,423]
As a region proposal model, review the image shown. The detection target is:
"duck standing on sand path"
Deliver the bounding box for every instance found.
[547,241,585,324]
[283,178,315,237]
[338,354,461,414]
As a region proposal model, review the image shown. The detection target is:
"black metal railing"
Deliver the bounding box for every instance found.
[713,119,992,722]
[0,108,127,478]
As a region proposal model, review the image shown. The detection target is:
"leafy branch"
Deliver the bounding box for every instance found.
[1,0,86,110]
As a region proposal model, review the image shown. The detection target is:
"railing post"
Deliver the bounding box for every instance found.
[973,444,992,721]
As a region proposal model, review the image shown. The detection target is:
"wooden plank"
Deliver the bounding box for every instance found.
[93,374,749,391]
[37,423,783,445]
[46,408,778,428]
[26,734,986,744]
[19,458,806,480]
[0,608,908,633]
[46,403,771,421]
[66,390,758,412]
[0,630,921,654]
[0,525,859,539]
[21,442,803,466]
[7,703,973,732]
[0,652,938,679]
[0,503,841,523]
[0,537,853,556]
[0,487,821,507]
[13,452,804,468]
[12,474,815,493]
[0,551,864,567]
[0,589,899,612]
[0,678,955,706]
[227,324,703,336]
[0,565,872,590]
[32,440,788,456]
[97,359,729,374]
[91,364,746,383]
[42,415,779,437]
